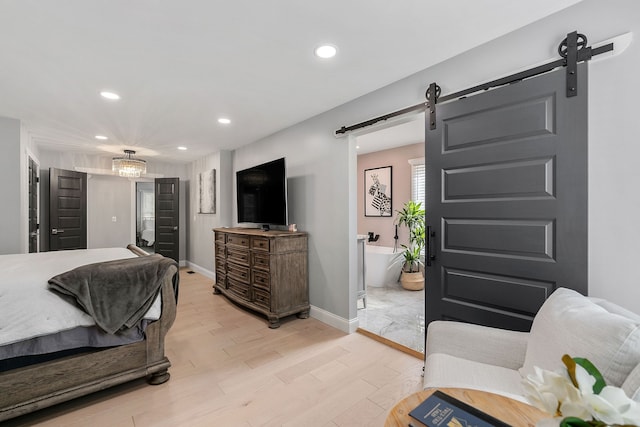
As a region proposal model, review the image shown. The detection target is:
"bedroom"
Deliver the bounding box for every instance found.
[1,0,639,424]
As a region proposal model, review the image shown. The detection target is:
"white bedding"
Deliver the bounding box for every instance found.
[0,248,161,347]
[141,229,155,246]
[141,219,155,246]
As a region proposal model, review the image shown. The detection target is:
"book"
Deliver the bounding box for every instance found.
[409,390,511,427]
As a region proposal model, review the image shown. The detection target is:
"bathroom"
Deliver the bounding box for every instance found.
[355,117,425,355]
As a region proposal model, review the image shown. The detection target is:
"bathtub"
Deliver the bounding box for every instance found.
[365,244,403,287]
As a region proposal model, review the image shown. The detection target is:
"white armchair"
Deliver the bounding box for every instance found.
[423,288,640,403]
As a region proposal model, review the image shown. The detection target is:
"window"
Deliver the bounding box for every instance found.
[141,191,155,219]
[409,157,425,208]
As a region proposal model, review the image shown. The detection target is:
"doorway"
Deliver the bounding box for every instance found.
[28,155,39,253]
[136,181,155,254]
[352,115,426,355]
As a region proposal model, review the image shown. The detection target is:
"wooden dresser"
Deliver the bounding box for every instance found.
[213,227,309,328]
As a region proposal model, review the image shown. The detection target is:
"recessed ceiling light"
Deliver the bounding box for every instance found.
[218,118,231,124]
[315,44,337,59]
[177,146,187,151]
[95,135,108,140]
[100,91,120,100]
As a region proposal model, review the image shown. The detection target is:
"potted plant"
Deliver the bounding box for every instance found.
[393,200,425,290]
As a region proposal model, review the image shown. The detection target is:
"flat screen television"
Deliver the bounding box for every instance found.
[236,157,288,228]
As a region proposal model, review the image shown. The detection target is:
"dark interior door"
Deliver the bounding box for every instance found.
[28,157,38,253]
[155,178,179,261]
[49,168,87,251]
[425,64,588,331]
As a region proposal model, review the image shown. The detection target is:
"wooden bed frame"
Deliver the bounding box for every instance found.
[0,245,178,422]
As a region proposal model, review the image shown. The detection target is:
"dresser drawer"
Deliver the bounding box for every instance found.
[252,252,270,271]
[228,278,250,300]
[252,270,270,291]
[215,254,226,268]
[227,234,250,248]
[214,242,226,256]
[251,237,270,251]
[215,270,227,288]
[253,288,271,310]
[215,232,226,243]
[227,262,250,283]
[227,247,249,265]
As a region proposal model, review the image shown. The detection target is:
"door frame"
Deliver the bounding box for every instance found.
[130,177,156,248]
[25,147,40,253]
[347,112,426,331]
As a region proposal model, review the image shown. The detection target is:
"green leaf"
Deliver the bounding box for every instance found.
[573,357,606,394]
[562,354,606,394]
[559,417,600,427]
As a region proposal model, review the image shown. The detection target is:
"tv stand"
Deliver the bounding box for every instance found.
[213,227,309,328]
[261,224,270,231]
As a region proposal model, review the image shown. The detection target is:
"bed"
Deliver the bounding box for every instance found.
[0,244,179,422]
[141,218,155,246]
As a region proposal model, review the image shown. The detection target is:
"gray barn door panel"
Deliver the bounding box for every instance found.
[425,64,588,331]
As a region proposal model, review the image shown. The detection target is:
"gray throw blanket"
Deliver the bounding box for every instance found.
[48,254,178,334]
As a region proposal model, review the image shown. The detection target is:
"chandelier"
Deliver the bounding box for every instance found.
[112,150,147,178]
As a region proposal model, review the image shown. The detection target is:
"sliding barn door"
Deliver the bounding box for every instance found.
[425,64,588,331]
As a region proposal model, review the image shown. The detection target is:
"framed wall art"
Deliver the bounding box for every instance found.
[364,166,392,217]
[198,169,216,214]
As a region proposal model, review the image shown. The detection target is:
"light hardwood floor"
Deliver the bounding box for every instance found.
[6,269,424,426]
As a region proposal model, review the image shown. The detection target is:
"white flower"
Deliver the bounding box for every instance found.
[523,356,639,427]
[523,366,589,418]
[582,385,640,425]
[572,362,597,394]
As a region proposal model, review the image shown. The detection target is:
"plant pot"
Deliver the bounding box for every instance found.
[400,271,424,291]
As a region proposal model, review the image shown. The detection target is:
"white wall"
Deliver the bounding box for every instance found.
[186,150,233,276]
[229,0,640,328]
[0,117,22,254]
[232,120,353,326]
[586,9,640,310]
[87,174,132,248]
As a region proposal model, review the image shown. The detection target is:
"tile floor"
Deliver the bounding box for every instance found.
[357,281,425,354]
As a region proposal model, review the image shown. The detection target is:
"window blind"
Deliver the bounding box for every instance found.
[409,157,425,208]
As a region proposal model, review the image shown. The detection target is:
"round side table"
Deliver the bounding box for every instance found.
[385,388,547,427]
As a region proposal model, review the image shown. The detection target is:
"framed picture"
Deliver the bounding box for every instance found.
[364,166,392,217]
[198,169,216,214]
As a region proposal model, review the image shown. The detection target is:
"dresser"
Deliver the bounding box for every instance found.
[213,227,309,328]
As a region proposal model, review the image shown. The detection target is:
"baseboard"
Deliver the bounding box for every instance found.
[185,261,215,280]
[310,305,359,334]
[180,268,356,333]
[356,328,424,360]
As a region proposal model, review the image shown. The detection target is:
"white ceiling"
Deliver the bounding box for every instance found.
[0,1,584,163]
[355,117,425,155]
